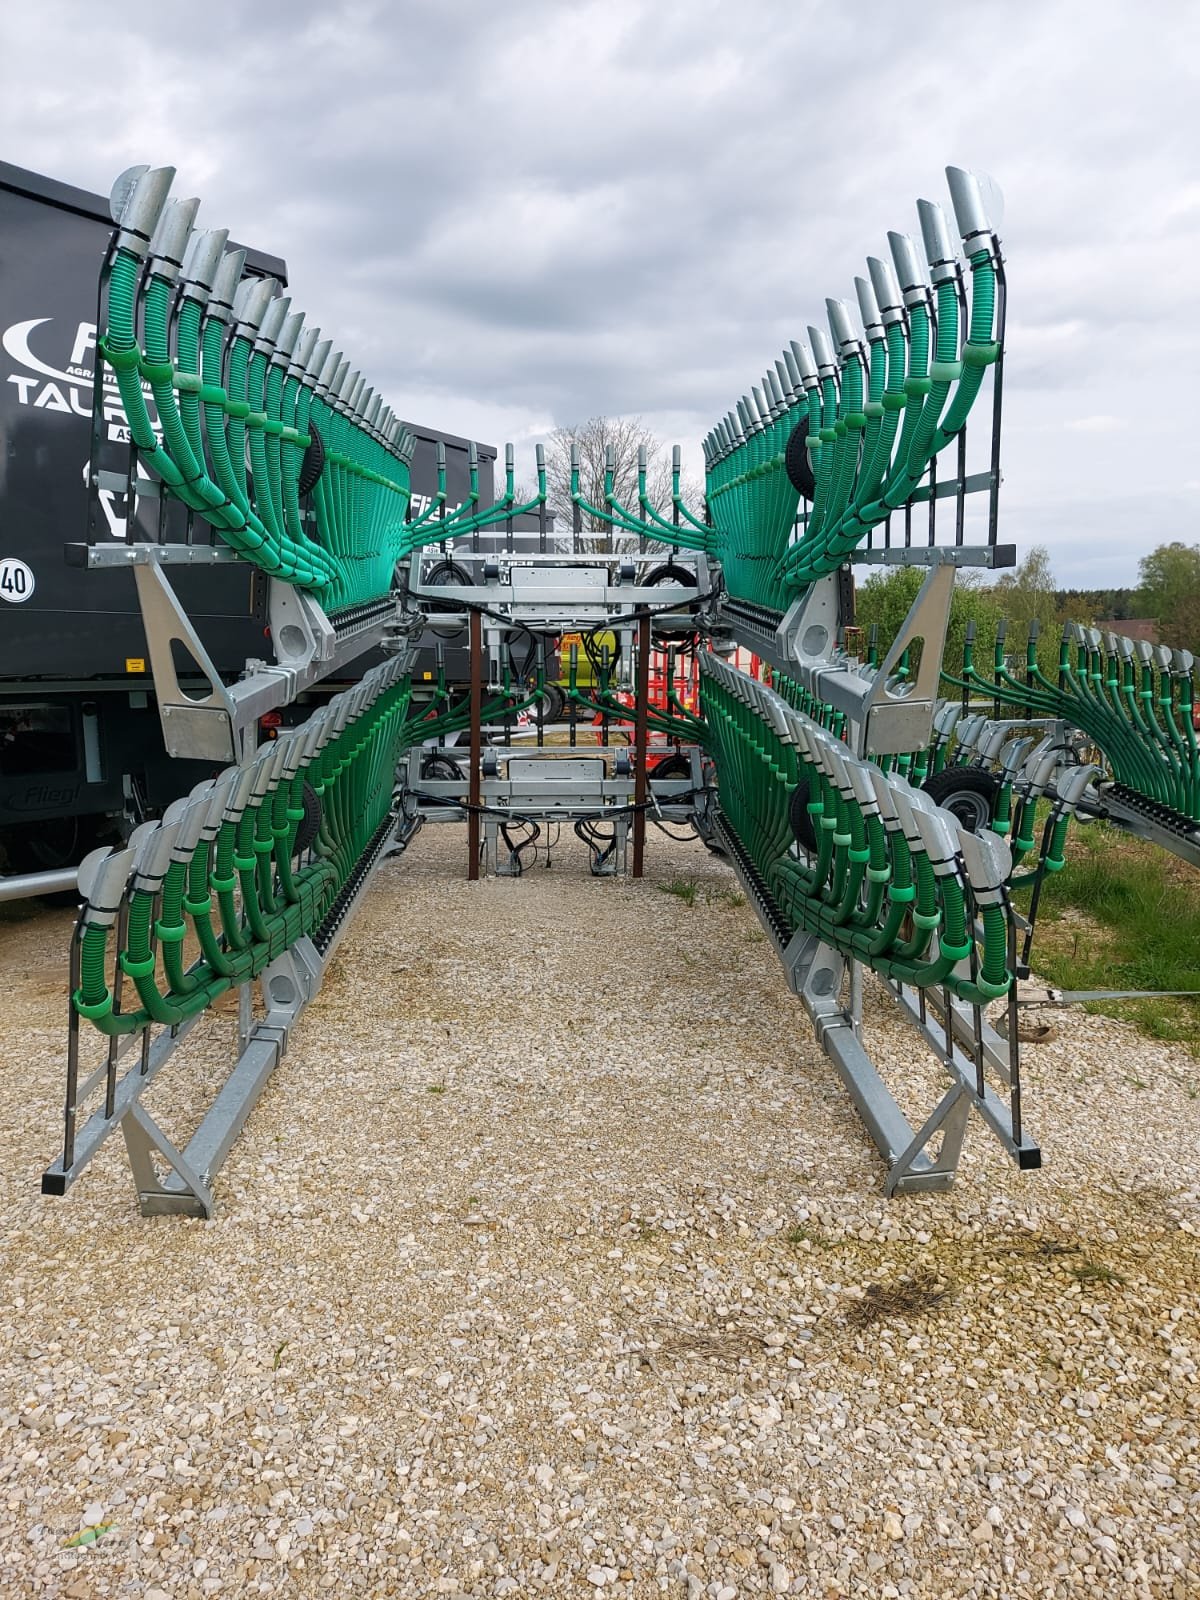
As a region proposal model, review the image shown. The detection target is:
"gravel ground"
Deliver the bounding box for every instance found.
[1,825,1197,1599]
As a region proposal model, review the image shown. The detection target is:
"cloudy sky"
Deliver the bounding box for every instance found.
[1,0,1196,586]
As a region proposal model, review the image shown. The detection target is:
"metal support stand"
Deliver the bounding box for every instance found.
[632,611,650,878]
[44,819,408,1217]
[713,813,1039,1195]
[468,608,482,882]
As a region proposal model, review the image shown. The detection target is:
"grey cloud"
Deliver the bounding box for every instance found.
[0,0,1197,584]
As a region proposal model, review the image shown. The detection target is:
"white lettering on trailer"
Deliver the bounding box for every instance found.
[0,557,35,603]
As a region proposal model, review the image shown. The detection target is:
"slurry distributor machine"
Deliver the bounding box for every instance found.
[35,162,1196,1215]
[0,157,494,895]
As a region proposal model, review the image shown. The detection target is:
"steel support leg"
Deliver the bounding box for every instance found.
[468,608,482,882]
[632,611,650,877]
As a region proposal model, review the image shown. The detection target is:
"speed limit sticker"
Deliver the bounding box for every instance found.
[0,558,35,603]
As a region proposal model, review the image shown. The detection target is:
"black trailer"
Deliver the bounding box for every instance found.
[0,160,493,876]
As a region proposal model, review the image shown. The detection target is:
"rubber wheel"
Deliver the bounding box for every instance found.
[784,423,816,500]
[2,816,85,905]
[921,766,1002,833]
[298,423,326,497]
[540,684,566,724]
[789,781,818,853]
[644,563,701,610]
[650,752,692,783]
[293,781,322,856]
[420,752,466,784]
[425,559,473,639]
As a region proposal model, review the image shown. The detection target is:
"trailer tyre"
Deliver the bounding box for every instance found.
[298,423,326,497]
[540,683,566,724]
[293,781,323,856]
[921,766,1002,833]
[784,423,816,500]
[650,751,692,783]
[789,781,818,853]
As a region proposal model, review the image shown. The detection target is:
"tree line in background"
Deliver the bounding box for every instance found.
[543,419,1198,651]
[854,539,1200,673]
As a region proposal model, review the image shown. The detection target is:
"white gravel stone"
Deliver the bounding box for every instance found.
[0,826,1197,1598]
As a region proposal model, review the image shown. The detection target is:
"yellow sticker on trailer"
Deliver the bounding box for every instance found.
[125,658,146,673]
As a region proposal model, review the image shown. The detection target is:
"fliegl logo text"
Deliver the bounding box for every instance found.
[1,316,146,441]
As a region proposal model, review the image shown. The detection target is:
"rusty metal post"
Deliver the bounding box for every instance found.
[468,608,482,881]
[632,610,650,878]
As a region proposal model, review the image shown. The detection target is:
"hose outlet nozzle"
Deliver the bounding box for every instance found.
[887,231,929,304]
[806,325,836,374]
[109,163,150,222]
[826,297,860,356]
[917,198,960,283]
[292,325,321,376]
[946,165,1002,252]
[208,248,247,317]
[789,339,819,387]
[854,275,884,339]
[328,358,351,401]
[112,164,176,257]
[866,255,905,325]
[147,195,201,280]
[308,339,335,386]
[232,275,279,337]
[273,309,305,364]
[254,293,292,354]
[180,227,230,300]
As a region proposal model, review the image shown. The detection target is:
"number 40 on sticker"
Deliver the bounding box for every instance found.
[0,558,35,603]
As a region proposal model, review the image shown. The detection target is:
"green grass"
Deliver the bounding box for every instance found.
[1018,822,1200,1056]
[657,879,745,910]
[658,879,700,907]
[1069,1260,1125,1287]
[707,887,746,909]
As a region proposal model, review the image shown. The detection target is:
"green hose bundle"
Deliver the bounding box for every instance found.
[944,622,1200,826]
[71,657,418,1036]
[699,654,1014,1003]
[699,168,1002,615]
[100,165,418,613]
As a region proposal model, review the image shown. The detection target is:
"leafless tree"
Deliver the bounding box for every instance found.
[543,416,702,555]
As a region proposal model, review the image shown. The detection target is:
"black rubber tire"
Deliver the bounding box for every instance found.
[784,423,816,500]
[921,766,1003,833]
[540,683,566,724]
[299,423,326,497]
[644,562,701,610]
[650,751,692,783]
[3,816,79,872]
[2,816,88,906]
[789,780,818,853]
[293,781,323,856]
[420,752,467,784]
[424,559,473,638]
